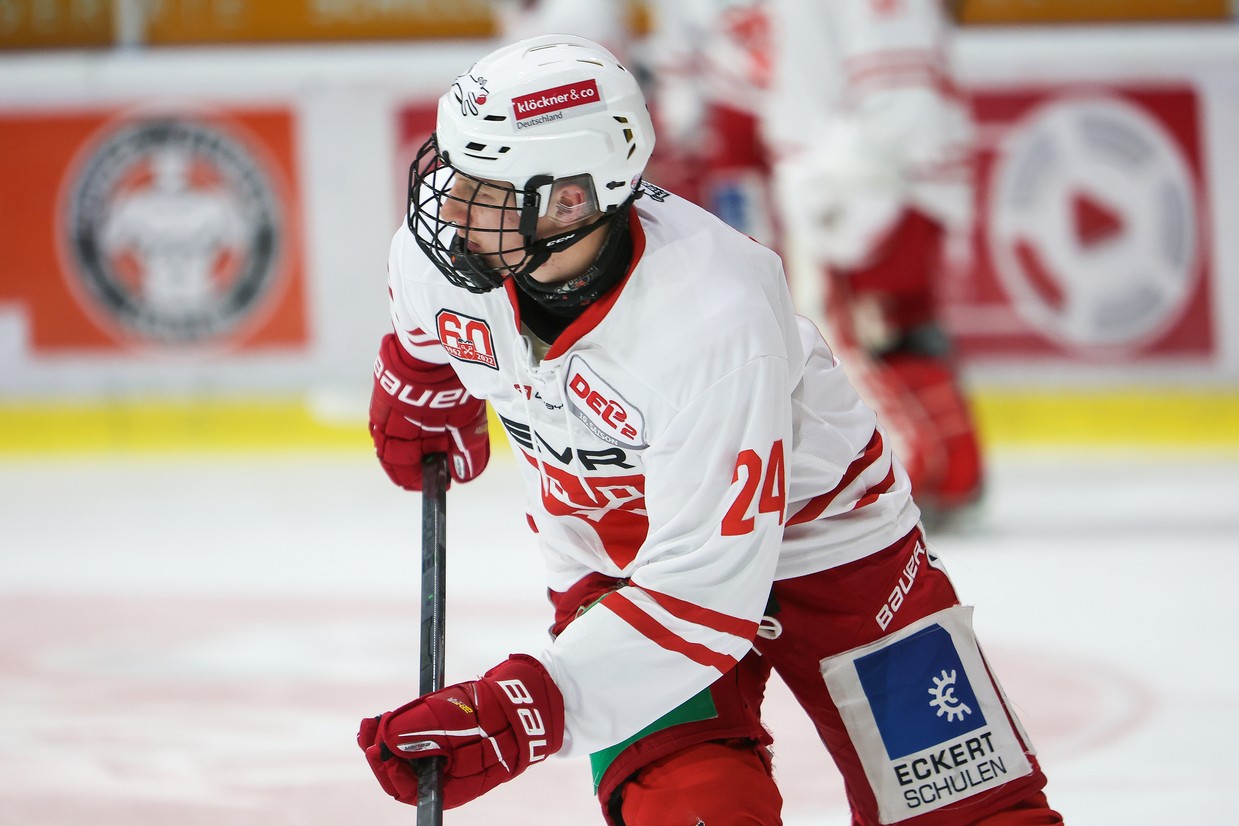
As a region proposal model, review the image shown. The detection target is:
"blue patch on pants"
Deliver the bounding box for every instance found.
[854,623,987,760]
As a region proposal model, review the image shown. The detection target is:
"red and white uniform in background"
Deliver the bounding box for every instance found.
[644,0,777,243]
[763,0,974,273]
[389,187,917,755]
[492,0,632,56]
[766,0,983,516]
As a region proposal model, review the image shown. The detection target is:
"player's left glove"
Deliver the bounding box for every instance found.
[357,654,565,809]
[369,332,489,491]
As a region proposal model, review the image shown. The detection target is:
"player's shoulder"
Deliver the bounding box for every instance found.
[633,184,784,294]
[631,185,788,331]
[610,187,797,389]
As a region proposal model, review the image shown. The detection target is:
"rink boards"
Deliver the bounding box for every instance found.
[2,27,1238,451]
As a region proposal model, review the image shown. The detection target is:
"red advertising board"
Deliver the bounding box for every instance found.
[949,85,1213,361]
[0,107,306,353]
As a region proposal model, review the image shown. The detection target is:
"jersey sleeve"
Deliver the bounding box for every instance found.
[387,224,452,365]
[535,353,792,757]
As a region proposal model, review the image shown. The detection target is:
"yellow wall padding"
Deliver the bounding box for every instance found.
[2,389,1238,455]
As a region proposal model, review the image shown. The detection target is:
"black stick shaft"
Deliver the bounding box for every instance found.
[416,454,448,826]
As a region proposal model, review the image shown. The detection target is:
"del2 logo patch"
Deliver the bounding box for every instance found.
[565,355,647,449]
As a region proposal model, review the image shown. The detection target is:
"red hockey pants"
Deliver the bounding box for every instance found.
[568,529,1063,826]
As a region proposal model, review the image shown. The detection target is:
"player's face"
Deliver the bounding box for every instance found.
[439,173,528,269]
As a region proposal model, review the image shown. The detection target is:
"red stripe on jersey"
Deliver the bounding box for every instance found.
[843,49,948,94]
[402,327,447,363]
[406,327,439,345]
[787,429,886,526]
[640,587,759,641]
[849,464,897,512]
[842,48,937,74]
[504,278,522,330]
[603,592,738,675]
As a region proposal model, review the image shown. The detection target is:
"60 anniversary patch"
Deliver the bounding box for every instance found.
[63,117,283,346]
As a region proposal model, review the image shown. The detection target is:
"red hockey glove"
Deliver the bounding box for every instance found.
[357,654,565,809]
[370,332,489,490]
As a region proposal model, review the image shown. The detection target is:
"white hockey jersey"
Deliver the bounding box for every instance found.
[386,186,920,757]
[493,0,632,59]
[647,0,772,124]
[763,0,975,239]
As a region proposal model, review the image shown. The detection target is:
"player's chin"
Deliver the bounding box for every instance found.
[462,244,504,268]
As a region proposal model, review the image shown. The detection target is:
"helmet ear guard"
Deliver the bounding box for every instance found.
[519,174,553,237]
[546,175,601,226]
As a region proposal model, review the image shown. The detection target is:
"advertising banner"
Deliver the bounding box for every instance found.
[0,0,497,49]
[395,101,439,215]
[958,0,1231,24]
[948,84,1214,363]
[141,0,495,44]
[0,106,307,356]
[0,0,114,49]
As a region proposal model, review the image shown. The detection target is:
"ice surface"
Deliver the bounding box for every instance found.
[1,447,1236,824]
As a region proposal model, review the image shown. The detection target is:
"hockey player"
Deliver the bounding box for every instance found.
[643,0,777,244]
[358,35,1062,825]
[765,0,985,525]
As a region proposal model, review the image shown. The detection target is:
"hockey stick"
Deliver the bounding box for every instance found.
[416,453,449,826]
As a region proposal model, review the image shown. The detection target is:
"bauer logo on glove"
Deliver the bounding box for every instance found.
[357,655,565,809]
[368,332,490,491]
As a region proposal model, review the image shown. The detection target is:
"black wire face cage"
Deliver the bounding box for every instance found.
[407,134,638,312]
[407,135,550,293]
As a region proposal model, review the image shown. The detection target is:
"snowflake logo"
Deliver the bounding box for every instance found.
[928,669,972,722]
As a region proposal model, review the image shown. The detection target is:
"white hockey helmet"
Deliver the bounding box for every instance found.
[408,34,655,299]
[437,33,654,213]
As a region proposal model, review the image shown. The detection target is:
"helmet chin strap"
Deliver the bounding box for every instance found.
[513,202,635,316]
[445,207,611,294]
[447,187,639,314]
[446,234,508,291]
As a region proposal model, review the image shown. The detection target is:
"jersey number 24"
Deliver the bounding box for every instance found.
[722,440,786,536]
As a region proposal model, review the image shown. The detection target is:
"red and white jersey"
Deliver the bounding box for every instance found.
[493,0,632,59]
[763,0,974,233]
[385,186,920,757]
[647,0,772,118]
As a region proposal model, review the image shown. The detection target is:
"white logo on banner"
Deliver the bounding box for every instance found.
[63,117,282,346]
[987,96,1199,350]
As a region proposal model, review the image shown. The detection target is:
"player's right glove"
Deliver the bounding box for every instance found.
[369,332,489,490]
[357,654,565,809]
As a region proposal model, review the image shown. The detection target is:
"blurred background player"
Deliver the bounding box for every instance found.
[492,0,633,56]
[768,0,984,525]
[645,0,986,525]
[642,0,776,244]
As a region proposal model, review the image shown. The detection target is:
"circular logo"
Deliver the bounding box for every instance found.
[63,117,282,346]
[987,96,1199,350]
